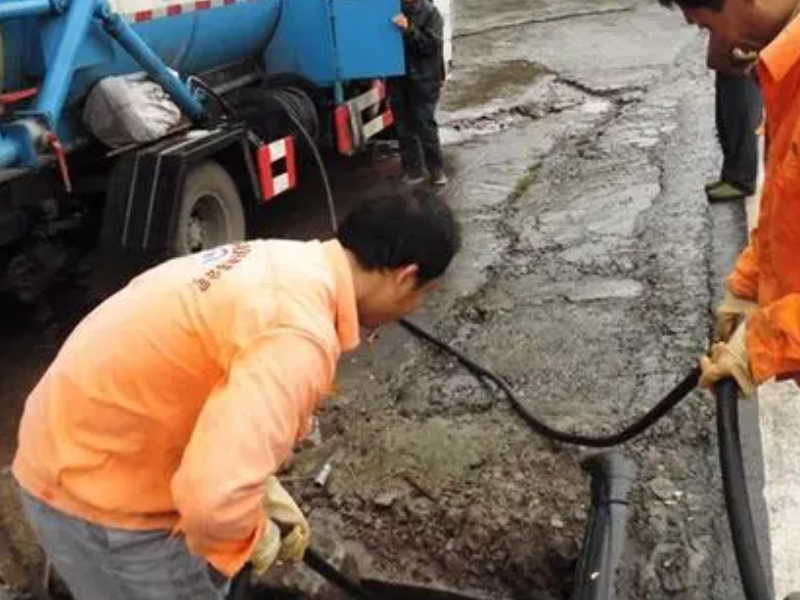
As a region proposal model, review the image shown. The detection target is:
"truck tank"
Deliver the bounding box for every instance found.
[2,0,283,90]
[1,0,283,140]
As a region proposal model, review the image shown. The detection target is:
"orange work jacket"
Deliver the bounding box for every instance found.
[727,15,800,383]
[13,239,359,576]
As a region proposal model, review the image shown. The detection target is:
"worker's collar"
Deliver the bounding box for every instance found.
[759,9,800,84]
[322,239,360,352]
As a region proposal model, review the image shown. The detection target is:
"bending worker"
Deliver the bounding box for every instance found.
[655,0,800,392]
[12,191,460,600]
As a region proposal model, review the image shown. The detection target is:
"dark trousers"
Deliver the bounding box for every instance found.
[715,73,762,193]
[390,78,443,174]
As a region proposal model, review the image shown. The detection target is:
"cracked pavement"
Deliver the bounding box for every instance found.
[286,2,759,598]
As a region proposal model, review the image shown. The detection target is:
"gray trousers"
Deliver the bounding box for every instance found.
[20,489,230,600]
[389,77,444,174]
[715,72,762,193]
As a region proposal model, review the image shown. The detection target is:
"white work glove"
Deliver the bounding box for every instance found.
[251,519,282,575]
[700,322,755,397]
[714,290,757,343]
[250,476,310,575]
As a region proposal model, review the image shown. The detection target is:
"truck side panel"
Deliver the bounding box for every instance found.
[262,0,404,87]
[329,0,404,81]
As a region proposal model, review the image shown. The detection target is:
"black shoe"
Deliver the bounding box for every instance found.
[402,171,426,186]
[430,168,448,186]
[706,181,750,202]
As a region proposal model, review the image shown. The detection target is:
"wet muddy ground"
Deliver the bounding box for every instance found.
[1,1,759,598]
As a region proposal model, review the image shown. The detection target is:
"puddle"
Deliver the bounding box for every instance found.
[441,61,548,112]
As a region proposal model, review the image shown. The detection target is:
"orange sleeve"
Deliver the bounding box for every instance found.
[170,331,335,576]
[746,294,800,382]
[727,237,760,301]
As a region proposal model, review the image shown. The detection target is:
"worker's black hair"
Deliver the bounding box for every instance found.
[658,0,725,9]
[337,189,460,285]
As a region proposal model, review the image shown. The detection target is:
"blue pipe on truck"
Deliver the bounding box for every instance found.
[0,139,20,168]
[34,0,98,128]
[99,7,207,123]
[0,0,55,21]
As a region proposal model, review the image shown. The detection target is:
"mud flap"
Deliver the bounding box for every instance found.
[94,126,258,297]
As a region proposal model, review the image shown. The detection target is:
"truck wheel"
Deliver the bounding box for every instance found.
[174,160,245,255]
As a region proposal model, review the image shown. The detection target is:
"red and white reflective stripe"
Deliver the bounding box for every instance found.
[335,79,392,156]
[256,136,297,202]
[123,0,250,23]
[351,83,383,112]
[335,104,354,156]
[0,87,38,104]
[362,108,393,140]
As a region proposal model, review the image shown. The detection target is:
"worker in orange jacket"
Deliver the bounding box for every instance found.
[12,190,460,600]
[656,0,800,395]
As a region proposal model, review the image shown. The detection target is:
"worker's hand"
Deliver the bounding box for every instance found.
[714,289,757,343]
[251,519,282,575]
[729,47,759,75]
[392,14,409,30]
[263,476,310,563]
[700,322,755,397]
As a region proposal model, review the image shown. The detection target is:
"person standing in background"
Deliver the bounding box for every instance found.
[391,0,448,186]
[705,55,763,202]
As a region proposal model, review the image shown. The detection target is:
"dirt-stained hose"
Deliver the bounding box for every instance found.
[571,452,637,600]
[303,547,379,600]
[228,549,379,600]
[398,318,700,447]
[715,378,771,600]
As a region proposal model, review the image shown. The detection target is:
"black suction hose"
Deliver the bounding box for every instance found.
[302,547,379,600]
[270,88,338,233]
[400,319,772,598]
[227,549,379,600]
[715,378,771,600]
[398,318,700,447]
[571,452,638,600]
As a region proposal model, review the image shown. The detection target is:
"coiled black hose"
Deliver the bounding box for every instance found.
[715,378,771,600]
[269,87,337,233]
[268,86,320,142]
[398,318,700,447]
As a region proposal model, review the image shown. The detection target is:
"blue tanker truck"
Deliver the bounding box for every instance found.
[0,0,447,306]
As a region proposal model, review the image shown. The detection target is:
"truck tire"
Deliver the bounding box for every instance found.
[174,160,245,255]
